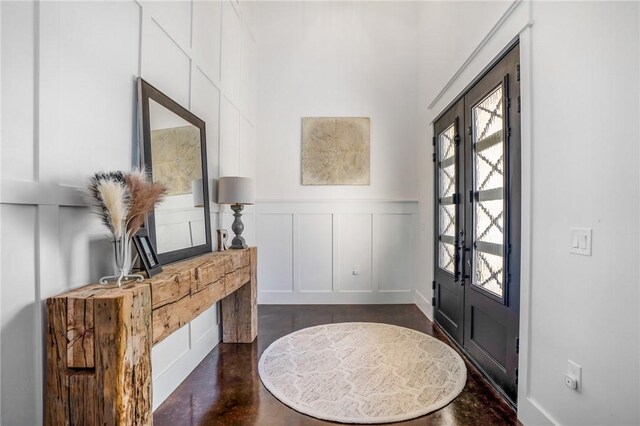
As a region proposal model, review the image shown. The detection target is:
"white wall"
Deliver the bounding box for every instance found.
[3,1,638,424]
[417,1,640,425]
[254,1,419,304]
[0,0,256,422]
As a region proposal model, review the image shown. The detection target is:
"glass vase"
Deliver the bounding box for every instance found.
[99,233,144,287]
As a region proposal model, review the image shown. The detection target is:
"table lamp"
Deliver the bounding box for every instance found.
[218,176,255,249]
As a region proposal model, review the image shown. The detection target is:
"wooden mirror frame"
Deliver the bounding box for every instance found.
[137,77,212,264]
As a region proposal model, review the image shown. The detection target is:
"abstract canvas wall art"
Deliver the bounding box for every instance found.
[301,117,370,185]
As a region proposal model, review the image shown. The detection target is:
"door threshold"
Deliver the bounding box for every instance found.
[433,322,517,412]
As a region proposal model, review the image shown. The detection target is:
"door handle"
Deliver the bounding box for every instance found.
[460,244,471,283]
[462,247,471,279]
[454,245,460,282]
[456,234,466,284]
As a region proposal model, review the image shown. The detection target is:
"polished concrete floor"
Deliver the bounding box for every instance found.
[154,305,518,425]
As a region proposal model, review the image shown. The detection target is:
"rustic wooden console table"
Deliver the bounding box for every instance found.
[45,247,257,425]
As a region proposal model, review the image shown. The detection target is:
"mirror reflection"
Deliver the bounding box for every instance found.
[148,99,207,254]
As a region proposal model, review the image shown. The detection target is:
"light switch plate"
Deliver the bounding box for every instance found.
[570,228,592,256]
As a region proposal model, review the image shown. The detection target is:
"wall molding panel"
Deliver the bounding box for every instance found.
[137,0,257,411]
[0,0,256,422]
[0,180,85,206]
[256,201,418,305]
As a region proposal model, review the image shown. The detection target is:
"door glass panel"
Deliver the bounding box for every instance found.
[439,163,456,198]
[476,199,503,244]
[476,141,503,191]
[474,251,503,295]
[439,204,455,237]
[438,124,456,274]
[472,86,504,297]
[439,241,455,273]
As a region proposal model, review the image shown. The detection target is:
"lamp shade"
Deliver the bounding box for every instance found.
[218,176,255,205]
[192,179,204,207]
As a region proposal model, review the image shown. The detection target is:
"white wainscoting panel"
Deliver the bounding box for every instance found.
[0,0,256,420]
[375,213,416,292]
[338,214,373,292]
[139,0,191,51]
[1,0,35,182]
[191,67,221,181]
[298,214,333,292]
[151,312,221,412]
[239,115,256,179]
[156,222,191,252]
[191,304,220,343]
[256,201,418,304]
[240,21,256,123]
[57,1,140,186]
[0,205,38,426]
[58,206,113,288]
[220,96,240,176]
[221,0,241,104]
[152,325,190,382]
[192,0,222,83]
[141,15,191,108]
[258,213,294,292]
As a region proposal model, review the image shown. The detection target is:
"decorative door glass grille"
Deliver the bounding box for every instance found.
[472,86,505,297]
[433,43,520,403]
[438,124,456,274]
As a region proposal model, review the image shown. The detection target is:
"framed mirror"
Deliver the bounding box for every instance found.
[138,78,212,264]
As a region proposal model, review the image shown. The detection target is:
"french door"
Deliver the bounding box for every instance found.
[433,43,520,404]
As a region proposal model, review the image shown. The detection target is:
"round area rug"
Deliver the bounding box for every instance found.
[258,322,467,424]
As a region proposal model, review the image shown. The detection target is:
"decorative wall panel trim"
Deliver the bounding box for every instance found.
[0,0,256,422]
[256,199,419,204]
[256,201,418,304]
[259,290,416,305]
[1,180,85,206]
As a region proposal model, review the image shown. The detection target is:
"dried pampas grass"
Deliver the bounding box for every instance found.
[99,180,130,238]
[88,170,167,240]
[125,170,167,236]
[88,172,131,239]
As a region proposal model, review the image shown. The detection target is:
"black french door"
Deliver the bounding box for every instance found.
[433,99,465,345]
[433,43,520,404]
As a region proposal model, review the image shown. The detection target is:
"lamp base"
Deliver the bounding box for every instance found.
[229,237,247,250]
[229,204,248,250]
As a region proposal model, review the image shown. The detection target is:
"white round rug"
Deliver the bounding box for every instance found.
[258,322,467,424]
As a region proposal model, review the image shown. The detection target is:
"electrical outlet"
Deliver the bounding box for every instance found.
[352,265,360,275]
[567,360,582,392]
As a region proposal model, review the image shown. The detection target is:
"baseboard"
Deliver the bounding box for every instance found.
[152,324,222,411]
[258,291,415,304]
[517,396,556,426]
[414,289,433,321]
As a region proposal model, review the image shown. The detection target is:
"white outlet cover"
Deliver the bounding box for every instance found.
[567,360,582,392]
